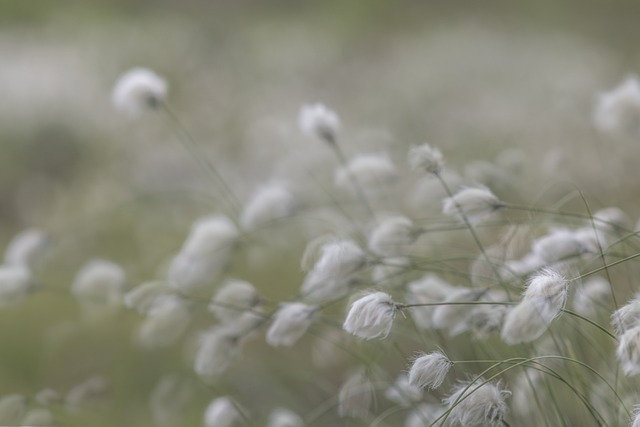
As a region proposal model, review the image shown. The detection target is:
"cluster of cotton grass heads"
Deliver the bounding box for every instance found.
[3,68,640,426]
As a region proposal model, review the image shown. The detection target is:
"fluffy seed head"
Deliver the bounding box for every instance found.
[442,187,504,224]
[194,328,241,381]
[612,295,640,336]
[137,295,191,348]
[71,259,127,306]
[239,182,296,231]
[631,406,640,427]
[408,351,453,390]
[334,153,398,193]
[432,288,486,336]
[338,369,374,419]
[268,408,304,427]
[112,67,167,116]
[4,228,47,269]
[343,291,398,340]
[0,265,33,307]
[368,215,420,257]
[532,228,589,264]
[203,397,243,427]
[593,75,640,134]
[266,302,316,347]
[404,404,446,427]
[501,269,568,345]
[572,276,612,318]
[0,394,27,425]
[124,281,169,315]
[298,103,340,143]
[209,279,261,324]
[443,379,511,426]
[408,143,444,175]
[406,274,455,329]
[616,326,640,376]
[384,374,423,407]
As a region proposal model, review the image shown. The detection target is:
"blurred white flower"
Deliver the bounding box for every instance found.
[368,216,421,257]
[71,259,127,306]
[203,397,243,427]
[298,102,340,143]
[406,273,455,329]
[612,294,640,336]
[4,228,47,270]
[0,395,27,425]
[239,182,296,231]
[338,369,373,419]
[572,276,611,318]
[442,187,504,224]
[594,75,640,134]
[443,379,511,426]
[404,404,445,427]
[408,351,452,390]
[0,265,32,308]
[149,374,194,427]
[209,279,261,324]
[617,325,640,376]
[112,67,167,116]
[384,374,423,407]
[267,408,304,427]
[194,327,241,380]
[334,153,399,192]
[124,281,169,315]
[266,302,316,347]
[66,376,108,413]
[137,295,191,348]
[20,407,54,426]
[408,143,444,175]
[343,291,398,340]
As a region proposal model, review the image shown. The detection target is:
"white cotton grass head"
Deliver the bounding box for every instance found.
[612,295,640,336]
[112,67,167,117]
[343,291,398,340]
[467,301,509,340]
[239,182,296,231]
[4,228,48,270]
[408,143,444,175]
[404,404,446,427]
[572,276,612,318]
[593,206,631,233]
[21,407,55,426]
[593,75,640,134]
[0,265,33,307]
[371,256,410,289]
[267,408,304,427]
[531,228,589,264]
[203,397,244,427]
[167,215,239,293]
[442,187,504,224]
[631,405,640,427]
[266,302,317,347]
[384,374,423,407]
[124,280,169,315]
[406,273,456,329]
[408,351,453,390]
[338,369,374,419]
[443,379,511,426]
[149,374,194,427]
[431,288,486,336]
[616,326,640,376]
[136,295,191,348]
[194,327,242,381]
[368,215,421,257]
[501,268,568,345]
[209,279,261,324]
[71,259,127,306]
[334,153,399,192]
[0,394,27,425]
[298,102,340,143]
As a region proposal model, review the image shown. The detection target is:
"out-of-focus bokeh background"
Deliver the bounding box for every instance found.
[2,0,640,425]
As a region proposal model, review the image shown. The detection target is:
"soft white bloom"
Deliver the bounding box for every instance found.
[593,207,631,233]
[0,265,32,307]
[343,292,398,340]
[432,288,486,335]
[467,302,508,339]
[209,279,261,324]
[35,389,62,406]
[338,369,374,419]
[442,187,504,224]
[384,374,423,407]
[408,351,452,390]
[239,182,296,231]
[334,153,399,192]
[112,67,167,116]
[612,295,640,336]
[404,404,446,427]
[371,257,410,289]
[137,295,191,348]
[408,143,444,175]
[203,397,243,427]
[406,274,455,329]
[631,406,640,427]
[4,228,47,269]
[149,374,194,427]
[66,376,108,412]
[71,259,127,306]
[368,216,421,257]
[124,281,169,315]
[267,408,304,427]
[0,395,27,425]
[266,302,316,347]
[168,215,239,293]
[617,325,640,376]
[593,75,640,133]
[531,228,588,264]
[501,253,545,282]
[20,407,54,426]
[501,269,568,345]
[572,276,612,318]
[301,239,367,303]
[443,379,511,426]
[298,102,340,142]
[194,328,241,380]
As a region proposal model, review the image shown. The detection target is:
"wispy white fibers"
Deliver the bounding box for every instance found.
[501,269,568,345]
[267,408,304,427]
[616,326,640,376]
[531,228,590,264]
[298,102,340,143]
[194,327,242,381]
[338,369,374,419]
[408,351,452,390]
[0,265,32,307]
[71,259,127,307]
[406,273,456,329]
[368,215,421,257]
[124,281,169,315]
[334,153,399,193]
[384,374,423,407]
[572,276,612,318]
[112,68,167,117]
[209,279,261,324]
[203,397,244,427]
[371,256,410,289]
[239,182,296,231]
[167,215,239,293]
[443,379,511,426]
[300,238,367,303]
[442,187,504,224]
[404,404,446,427]
[408,143,444,175]
[4,228,47,270]
[631,406,640,427]
[593,75,640,134]
[266,302,317,347]
[136,295,191,348]
[432,288,487,336]
[343,292,398,340]
[612,294,640,335]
